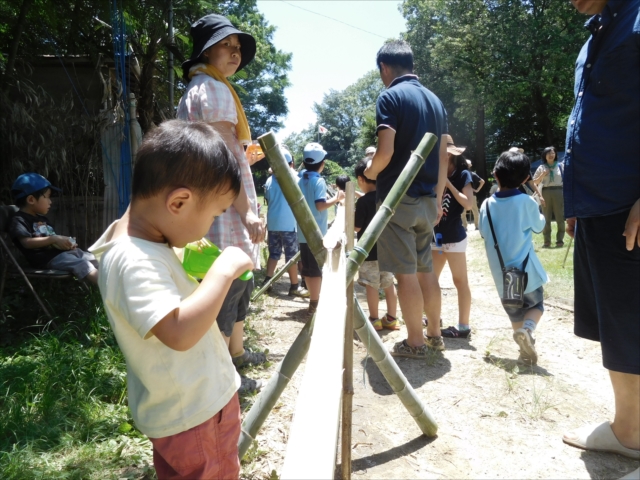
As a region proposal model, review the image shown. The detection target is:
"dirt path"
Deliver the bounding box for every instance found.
[242,229,639,479]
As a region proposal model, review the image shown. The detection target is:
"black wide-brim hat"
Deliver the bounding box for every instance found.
[182,14,256,81]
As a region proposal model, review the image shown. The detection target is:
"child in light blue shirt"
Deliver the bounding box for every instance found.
[297,143,344,314]
[478,150,549,366]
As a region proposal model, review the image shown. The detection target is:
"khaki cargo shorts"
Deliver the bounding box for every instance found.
[377,195,437,275]
[357,260,394,290]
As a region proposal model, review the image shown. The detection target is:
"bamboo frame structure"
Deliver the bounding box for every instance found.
[238,131,440,469]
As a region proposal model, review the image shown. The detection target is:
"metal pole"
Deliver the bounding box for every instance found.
[341,181,355,479]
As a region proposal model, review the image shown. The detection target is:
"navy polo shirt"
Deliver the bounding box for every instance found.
[564,0,640,218]
[375,75,448,202]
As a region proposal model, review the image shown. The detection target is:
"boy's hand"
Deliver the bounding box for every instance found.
[52,235,75,250]
[566,217,576,239]
[211,246,254,278]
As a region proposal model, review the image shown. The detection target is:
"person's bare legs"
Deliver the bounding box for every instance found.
[432,251,446,278]
[418,271,442,338]
[266,257,278,277]
[287,263,298,286]
[383,284,397,318]
[445,252,471,326]
[228,321,244,357]
[305,276,322,302]
[609,371,640,450]
[395,273,426,347]
[365,285,380,319]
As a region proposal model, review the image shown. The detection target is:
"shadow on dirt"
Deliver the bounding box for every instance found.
[580,450,639,479]
[483,354,554,377]
[361,353,451,395]
[345,434,436,474]
[271,308,311,324]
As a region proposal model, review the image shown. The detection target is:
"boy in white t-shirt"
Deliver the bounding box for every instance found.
[90,120,253,479]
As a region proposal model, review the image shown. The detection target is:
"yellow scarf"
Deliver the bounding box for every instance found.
[189,63,251,145]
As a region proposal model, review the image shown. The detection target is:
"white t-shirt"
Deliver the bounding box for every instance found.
[90,222,240,438]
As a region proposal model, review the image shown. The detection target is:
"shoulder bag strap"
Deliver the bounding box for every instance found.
[486,203,506,272]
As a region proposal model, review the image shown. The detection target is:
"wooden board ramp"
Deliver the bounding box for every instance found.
[281,233,347,480]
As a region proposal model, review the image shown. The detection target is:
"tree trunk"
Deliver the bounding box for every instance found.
[475,103,486,188]
[4,0,34,80]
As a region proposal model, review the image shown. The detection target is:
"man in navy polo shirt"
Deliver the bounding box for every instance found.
[364,40,449,358]
[561,1,640,475]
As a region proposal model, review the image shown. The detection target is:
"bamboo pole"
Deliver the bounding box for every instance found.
[353,299,438,436]
[251,251,301,302]
[238,314,315,458]
[341,181,355,480]
[258,132,326,267]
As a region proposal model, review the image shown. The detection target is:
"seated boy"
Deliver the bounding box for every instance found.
[354,159,399,331]
[90,120,253,479]
[9,173,98,285]
[478,150,549,365]
[297,142,344,314]
[263,145,307,297]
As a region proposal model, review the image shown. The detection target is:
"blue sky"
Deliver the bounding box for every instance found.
[256,1,407,140]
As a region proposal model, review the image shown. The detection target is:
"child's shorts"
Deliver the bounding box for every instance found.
[358,261,394,290]
[217,277,254,337]
[432,236,468,253]
[150,392,241,480]
[299,242,322,277]
[47,248,98,280]
[502,286,544,323]
[268,231,298,262]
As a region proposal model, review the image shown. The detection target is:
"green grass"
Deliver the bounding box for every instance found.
[0,277,273,478]
[531,222,574,303]
[0,289,153,479]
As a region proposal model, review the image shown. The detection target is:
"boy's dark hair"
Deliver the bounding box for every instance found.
[335,175,349,191]
[303,159,324,172]
[132,120,241,201]
[493,151,531,189]
[376,40,413,72]
[354,159,376,185]
[15,187,50,208]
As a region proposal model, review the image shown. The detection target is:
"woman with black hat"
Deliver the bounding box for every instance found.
[177,14,267,396]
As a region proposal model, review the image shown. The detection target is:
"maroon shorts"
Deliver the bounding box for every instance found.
[150,393,241,480]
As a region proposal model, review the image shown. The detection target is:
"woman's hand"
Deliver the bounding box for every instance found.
[623,198,640,250]
[243,211,265,244]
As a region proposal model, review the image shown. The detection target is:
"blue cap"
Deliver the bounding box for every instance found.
[11,173,61,200]
[303,142,327,164]
[280,145,293,164]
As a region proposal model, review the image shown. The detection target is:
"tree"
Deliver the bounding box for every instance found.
[0,0,291,134]
[284,70,384,173]
[402,0,587,174]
